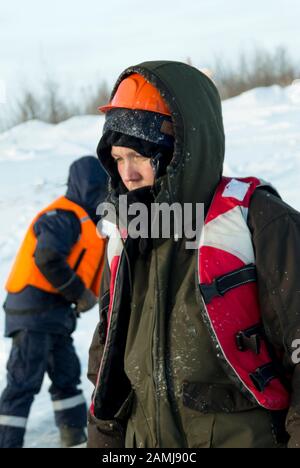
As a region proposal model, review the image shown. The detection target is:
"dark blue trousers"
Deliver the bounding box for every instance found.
[0,330,87,448]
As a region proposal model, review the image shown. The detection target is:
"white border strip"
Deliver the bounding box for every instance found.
[53,394,86,412]
[0,415,27,429]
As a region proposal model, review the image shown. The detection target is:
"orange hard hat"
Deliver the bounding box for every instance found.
[99,73,171,116]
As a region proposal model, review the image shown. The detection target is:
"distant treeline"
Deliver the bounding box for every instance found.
[1,47,299,131]
[1,79,111,131]
[212,46,299,100]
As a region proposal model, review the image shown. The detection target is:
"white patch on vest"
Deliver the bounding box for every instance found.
[107,225,124,269]
[222,179,251,202]
[201,206,255,265]
[100,220,116,238]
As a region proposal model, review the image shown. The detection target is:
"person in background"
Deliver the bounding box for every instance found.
[0,156,108,448]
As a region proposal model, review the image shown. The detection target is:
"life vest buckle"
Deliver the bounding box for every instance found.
[249,363,278,392]
[236,324,264,355]
[199,280,223,305]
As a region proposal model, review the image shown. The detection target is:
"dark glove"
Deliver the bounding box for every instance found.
[286,410,300,448]
[87,412,124,448]
[75,289,98,313]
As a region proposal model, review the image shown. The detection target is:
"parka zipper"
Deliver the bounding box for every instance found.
[151,174,188,447]
[152,245,161,447]
[164,239,189,448]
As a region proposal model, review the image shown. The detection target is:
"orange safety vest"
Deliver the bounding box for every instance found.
[6,196,106,297]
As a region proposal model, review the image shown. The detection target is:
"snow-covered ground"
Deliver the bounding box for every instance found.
[0,83,300,447]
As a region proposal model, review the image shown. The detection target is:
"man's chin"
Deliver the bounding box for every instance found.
[127,183,150,191]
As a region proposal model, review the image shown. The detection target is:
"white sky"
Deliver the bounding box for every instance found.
[0,0,300,98]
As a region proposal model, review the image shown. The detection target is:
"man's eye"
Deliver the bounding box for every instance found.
[134,155,147,162]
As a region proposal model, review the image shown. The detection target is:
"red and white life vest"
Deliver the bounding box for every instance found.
[198,176,290,410]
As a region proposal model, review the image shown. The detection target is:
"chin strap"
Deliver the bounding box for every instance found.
[151,152,165,180]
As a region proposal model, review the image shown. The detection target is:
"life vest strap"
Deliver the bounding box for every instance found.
[200,264,257,305]
[250,363,278,392]
[236,324,264,355]
[237,325,292,392]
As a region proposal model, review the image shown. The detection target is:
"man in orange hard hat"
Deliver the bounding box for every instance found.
[88,62,300,449]
[97,73,174,194]
[0,156,108,448]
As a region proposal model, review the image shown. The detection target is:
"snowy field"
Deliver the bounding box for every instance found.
[0,83,300,447]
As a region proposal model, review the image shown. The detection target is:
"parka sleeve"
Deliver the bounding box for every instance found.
[248,188,300,448]
[87,256,125,448]
[33,211,85,302]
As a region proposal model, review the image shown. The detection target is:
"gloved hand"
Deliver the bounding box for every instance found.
[75,289,98,313]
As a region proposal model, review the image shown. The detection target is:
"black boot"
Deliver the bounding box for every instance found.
[59,426,87,448]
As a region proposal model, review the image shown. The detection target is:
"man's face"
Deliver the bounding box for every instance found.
[111,146,155,191]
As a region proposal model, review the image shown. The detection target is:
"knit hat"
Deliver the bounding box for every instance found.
[97,108,175,187]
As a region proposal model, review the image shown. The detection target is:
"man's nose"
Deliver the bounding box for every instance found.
[123,161,141,182]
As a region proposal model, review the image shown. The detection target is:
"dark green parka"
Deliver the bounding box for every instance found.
[88,61,300,448]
